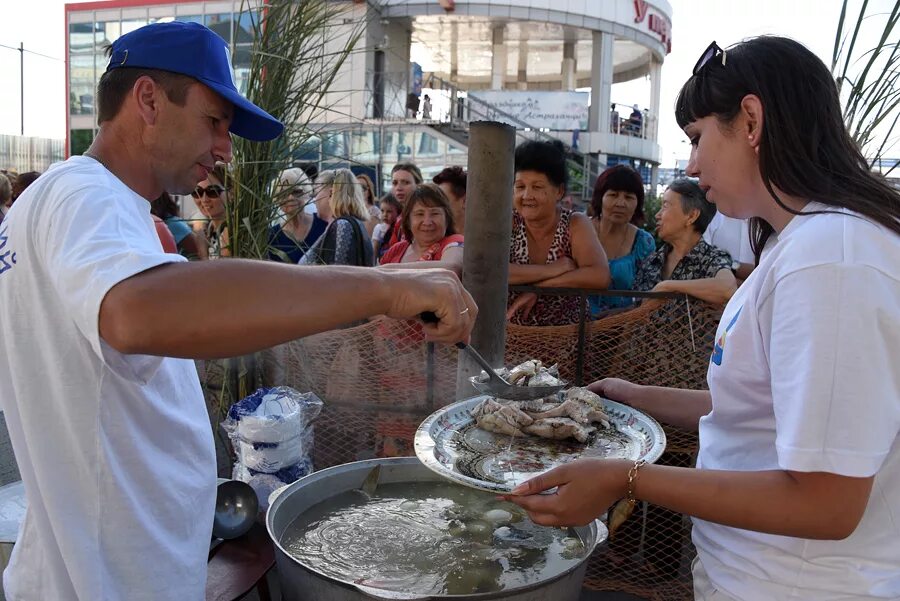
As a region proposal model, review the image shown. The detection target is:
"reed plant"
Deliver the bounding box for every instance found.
[226,0,364,262]
[832,0,899,175]
[206,0,364,451]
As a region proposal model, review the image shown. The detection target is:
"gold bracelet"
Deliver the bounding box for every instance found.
[626,459,646,503]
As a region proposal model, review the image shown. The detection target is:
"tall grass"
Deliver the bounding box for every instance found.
[227,0,364,260]
[832,0,900,175]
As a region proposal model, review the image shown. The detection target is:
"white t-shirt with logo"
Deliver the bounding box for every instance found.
[695,203,900,600]
[0,156,217,600]
[703,212,754,264]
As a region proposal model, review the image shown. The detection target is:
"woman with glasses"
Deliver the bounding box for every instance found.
[192,162,231,259]
[503,37,900,601]
[267,167,328,264]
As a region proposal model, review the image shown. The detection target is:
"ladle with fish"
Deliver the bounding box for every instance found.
[419,312,564,401]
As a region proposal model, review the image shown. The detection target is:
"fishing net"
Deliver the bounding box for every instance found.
[199,294,722,600]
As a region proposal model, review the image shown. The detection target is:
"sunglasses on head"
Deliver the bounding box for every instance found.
[191,185,225,199]
[693,41,727,76]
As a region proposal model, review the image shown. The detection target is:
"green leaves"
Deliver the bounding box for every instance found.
[832,0,900,175]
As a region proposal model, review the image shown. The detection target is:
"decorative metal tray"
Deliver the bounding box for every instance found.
[415,394,666,493]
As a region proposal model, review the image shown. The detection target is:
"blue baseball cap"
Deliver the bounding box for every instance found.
[106,21,283,141]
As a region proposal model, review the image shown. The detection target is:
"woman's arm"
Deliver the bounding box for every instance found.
[589,378,711,431]
[504,458,874,541]
[379,245,463,278]
[653,268,737,305]
[534,214,611,289]
[508,259,574,284]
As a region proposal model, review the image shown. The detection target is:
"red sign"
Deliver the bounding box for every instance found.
[633,0,649,23]
[633,0,671,53]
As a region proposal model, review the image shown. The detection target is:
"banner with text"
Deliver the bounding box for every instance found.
[469,91,589,131]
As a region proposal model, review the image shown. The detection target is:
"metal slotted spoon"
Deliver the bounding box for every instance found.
[420,312,564,401]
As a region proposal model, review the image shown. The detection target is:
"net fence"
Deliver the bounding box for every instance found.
[198,294,722,600]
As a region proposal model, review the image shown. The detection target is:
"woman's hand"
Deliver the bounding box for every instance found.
[506,292,538,321]
[500,458,630,527]
[651,280,677,293]
[551,256,577,277]
[587,378,642,405]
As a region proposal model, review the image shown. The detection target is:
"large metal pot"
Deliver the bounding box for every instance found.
[267,457,607,601]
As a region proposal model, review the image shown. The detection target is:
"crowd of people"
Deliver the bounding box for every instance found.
[135,139,746,330]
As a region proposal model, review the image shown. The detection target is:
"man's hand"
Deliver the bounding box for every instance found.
[499,458,630,527]
[381,267,477,344]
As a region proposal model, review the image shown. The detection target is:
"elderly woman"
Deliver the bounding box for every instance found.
[299,168,374,266]
[589,165,656,315]
[633,178,736,304]
[379,183,463,276]
[507,140,611,326]
[193,162,230,259]
[267,167,328,263]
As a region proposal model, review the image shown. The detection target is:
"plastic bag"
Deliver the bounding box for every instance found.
[223,387,322,474]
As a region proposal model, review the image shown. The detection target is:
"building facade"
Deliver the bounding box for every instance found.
[65,0,672,195]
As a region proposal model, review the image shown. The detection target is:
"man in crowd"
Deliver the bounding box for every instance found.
[0,21,475,600]
[433,165,467,235]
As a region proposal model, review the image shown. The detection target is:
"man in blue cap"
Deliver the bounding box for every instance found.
[0,21,475,600]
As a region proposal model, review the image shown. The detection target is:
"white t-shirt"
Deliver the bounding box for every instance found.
[703,213,754,264]
[696,203,900,600]
[372,222,389,243]
[0,156,217,600]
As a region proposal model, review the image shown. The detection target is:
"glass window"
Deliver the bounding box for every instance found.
[69,22,96,54]
[70,54,95,115]
[70,129,95,156]
[121,19,148,36]
[175,14,203,24]
[204,13,232,44]
[95,21,120,50]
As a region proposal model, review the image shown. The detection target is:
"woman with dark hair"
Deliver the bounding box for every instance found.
[150,192,202,259]
[631,178,737,305]
[507,140,610,326]
[588,165,656,315]
[380,183,463,276]
[503,37,900,601]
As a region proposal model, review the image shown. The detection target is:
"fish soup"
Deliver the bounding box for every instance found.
[280,481,587,595]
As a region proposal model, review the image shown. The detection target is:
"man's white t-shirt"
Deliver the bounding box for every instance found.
[696,203,900,600]
[0,156,217,600]
[703,212,754,264]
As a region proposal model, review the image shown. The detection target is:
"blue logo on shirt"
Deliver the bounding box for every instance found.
[711,306,742,366]
[0,225,17,277]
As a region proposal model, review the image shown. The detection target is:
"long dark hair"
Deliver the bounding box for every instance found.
[675,36,900,261]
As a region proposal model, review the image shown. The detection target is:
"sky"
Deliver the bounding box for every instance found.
[0,0,894,166]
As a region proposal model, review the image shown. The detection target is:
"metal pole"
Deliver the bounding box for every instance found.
[456,121,515,399]
[19,43,24,136]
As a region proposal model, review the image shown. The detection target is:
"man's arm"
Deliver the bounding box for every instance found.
[99,261,475,358]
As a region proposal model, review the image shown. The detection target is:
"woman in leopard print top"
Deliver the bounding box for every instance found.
[507,140,611,326]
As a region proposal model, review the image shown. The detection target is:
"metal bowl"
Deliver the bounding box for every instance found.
[213,479,259,540]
